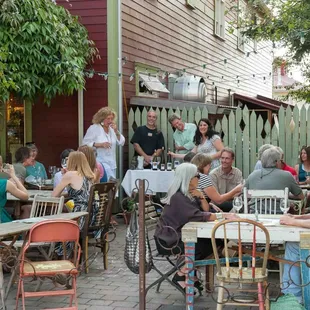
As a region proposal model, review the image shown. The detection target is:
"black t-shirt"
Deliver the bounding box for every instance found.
[130,125,165,156]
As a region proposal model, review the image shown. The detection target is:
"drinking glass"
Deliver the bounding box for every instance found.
[279,199,289,214]
[233,196,243,213]
[36,176,43,190]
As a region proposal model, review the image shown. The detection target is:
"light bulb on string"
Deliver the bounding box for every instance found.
[246,52,250,62]
[263,76,267,84]
[162,71,167,79]
[203,64,207,74]
[224,59,228,70]
[268,72,272,79]
[237,80,240,87]
[104,73,108,80]
[221,75,224,82]
[253,74,256,79]
[118,73,122,84]
[129,73,135,81]
[235,75,239,87]
[212,81,216,89]
[300,32,306,45]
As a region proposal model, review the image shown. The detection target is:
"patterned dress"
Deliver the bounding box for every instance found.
[55,177,91,257]
[197,134,221,171]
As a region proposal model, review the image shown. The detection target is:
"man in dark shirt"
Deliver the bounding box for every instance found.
[130,111,165,168]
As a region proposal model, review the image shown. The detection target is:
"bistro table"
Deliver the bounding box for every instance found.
[121,169,175,196]
[182,214,310,310]
[0,211,88,310]
[7,190,53,219]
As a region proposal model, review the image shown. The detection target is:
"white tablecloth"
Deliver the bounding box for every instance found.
[121,169,175,196]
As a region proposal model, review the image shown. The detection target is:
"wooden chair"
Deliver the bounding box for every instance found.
[16,219,81,310]
[243,187,289,214]
[81,182,117,273]
[211,218,270,310]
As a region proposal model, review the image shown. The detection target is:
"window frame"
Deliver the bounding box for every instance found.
[214,0,225,40]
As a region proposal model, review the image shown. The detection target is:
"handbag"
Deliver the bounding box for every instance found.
[124,209,153,274]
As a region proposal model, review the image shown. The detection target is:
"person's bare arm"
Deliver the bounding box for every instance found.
[52,173,71,197]
[211,139,224,160]
[206,184,242,204]
[280,215,310,228]
[133,143,153,164]
[5,165,28,200]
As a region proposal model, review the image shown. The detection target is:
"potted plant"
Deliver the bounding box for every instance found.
[121,197,137,225]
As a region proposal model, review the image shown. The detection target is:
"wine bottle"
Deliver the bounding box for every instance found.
[167,148,172,171]
[152,149,158,170]
[160,147,165,170]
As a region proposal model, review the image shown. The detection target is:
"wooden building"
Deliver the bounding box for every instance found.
[3,0,276,170]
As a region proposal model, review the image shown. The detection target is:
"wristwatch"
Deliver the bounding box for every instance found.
[215,213,223,220]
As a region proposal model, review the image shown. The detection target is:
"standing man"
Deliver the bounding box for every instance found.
[131,111,165,168]
[210,147,243,211]
[168,114,196,154]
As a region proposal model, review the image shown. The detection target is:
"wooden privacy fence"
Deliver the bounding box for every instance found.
[128,104,310,178]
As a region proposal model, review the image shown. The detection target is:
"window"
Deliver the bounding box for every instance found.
[237,0,246,52]
[135,63,169,98]
[214,0,225,39]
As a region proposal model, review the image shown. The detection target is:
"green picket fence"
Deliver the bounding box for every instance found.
[128,104,310,178]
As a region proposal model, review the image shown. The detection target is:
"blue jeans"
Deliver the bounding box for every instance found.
[282,242,302,303]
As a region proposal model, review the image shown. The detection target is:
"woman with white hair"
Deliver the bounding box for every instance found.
[254,144,273,171]
[154,163,237,293]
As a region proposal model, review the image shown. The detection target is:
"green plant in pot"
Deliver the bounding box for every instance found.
[121,197,137,225]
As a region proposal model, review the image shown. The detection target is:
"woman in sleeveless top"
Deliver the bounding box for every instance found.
[169,118,224,171]
[295,146,310,185]
[52,151,94,257]
[0,165,29,222]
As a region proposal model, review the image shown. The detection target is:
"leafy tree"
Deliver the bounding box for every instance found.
[239,0,310,101]
[0,0,98,104]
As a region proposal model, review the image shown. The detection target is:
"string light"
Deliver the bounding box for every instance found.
[224,59,228,70]
[162,71,167,79]
[253,74,256,79]
[263,76,266,84]
[300,32,305,44]
[104,73,108,80]
[129,73,135,81]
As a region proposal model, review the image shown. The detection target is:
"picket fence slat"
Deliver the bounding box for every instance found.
[128,104,308,178]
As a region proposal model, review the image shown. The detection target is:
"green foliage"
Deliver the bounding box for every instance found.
[0,0,98,104]
[239,0,310,101]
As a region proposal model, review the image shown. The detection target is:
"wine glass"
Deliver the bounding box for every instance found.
[48,166,56,178]
[36,176,43,190]
[61,158,67,169]
[279,199,289,214]
[233,196,243,213]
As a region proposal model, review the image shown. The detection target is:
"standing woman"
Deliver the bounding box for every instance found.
[170,118,224,171]
[295,146,310,185]
[82,107,125,179]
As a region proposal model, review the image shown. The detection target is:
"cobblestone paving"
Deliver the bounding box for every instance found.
[5,219,280,309]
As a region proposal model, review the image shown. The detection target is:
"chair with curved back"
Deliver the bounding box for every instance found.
[211,218,270,310]
[81,182,117,273]
[16,219,81,310]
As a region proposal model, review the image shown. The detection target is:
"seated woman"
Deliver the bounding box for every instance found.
[295,146,310,185]
[78,145,101,183]
[0,165,29,221]
[25,143,47,179]
[154,163,237,292]
[191,153,242,212]
[52,151,94,256]
[13,147,33,184]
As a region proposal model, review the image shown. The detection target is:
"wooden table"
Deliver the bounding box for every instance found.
[0,211,88,309]
[181,214,310,310]
[121,169,175,196]
[25,181,53,191]
[7,190,53,219]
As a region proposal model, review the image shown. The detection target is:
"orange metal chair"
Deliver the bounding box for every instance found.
[16,220,81,310]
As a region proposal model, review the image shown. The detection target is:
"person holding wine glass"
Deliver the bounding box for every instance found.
[191,153,243,212]
[82,107,125,179]
[245,147,304,214]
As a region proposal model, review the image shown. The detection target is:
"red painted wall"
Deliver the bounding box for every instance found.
[32,0,108,168]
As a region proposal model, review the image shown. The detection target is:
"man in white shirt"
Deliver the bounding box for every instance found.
[168,114,196,155]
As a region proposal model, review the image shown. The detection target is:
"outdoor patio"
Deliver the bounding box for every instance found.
[4,218,283,310]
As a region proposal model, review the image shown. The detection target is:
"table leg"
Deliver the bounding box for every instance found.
[184,241,195,310]
[300,247,310,309]
[0,259,6,310]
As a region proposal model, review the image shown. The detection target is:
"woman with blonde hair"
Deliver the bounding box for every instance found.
[52,151,94,256]
[191,153,242,212]
[82,107,125,179]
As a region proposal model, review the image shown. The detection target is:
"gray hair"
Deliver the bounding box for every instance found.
[261,147,282,168]
[257,144,273,160]
[162,163,197,204]
[275,146,284,159]
[168,113,181,124]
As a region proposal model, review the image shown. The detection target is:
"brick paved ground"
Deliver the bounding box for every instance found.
[5,219,281,310]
